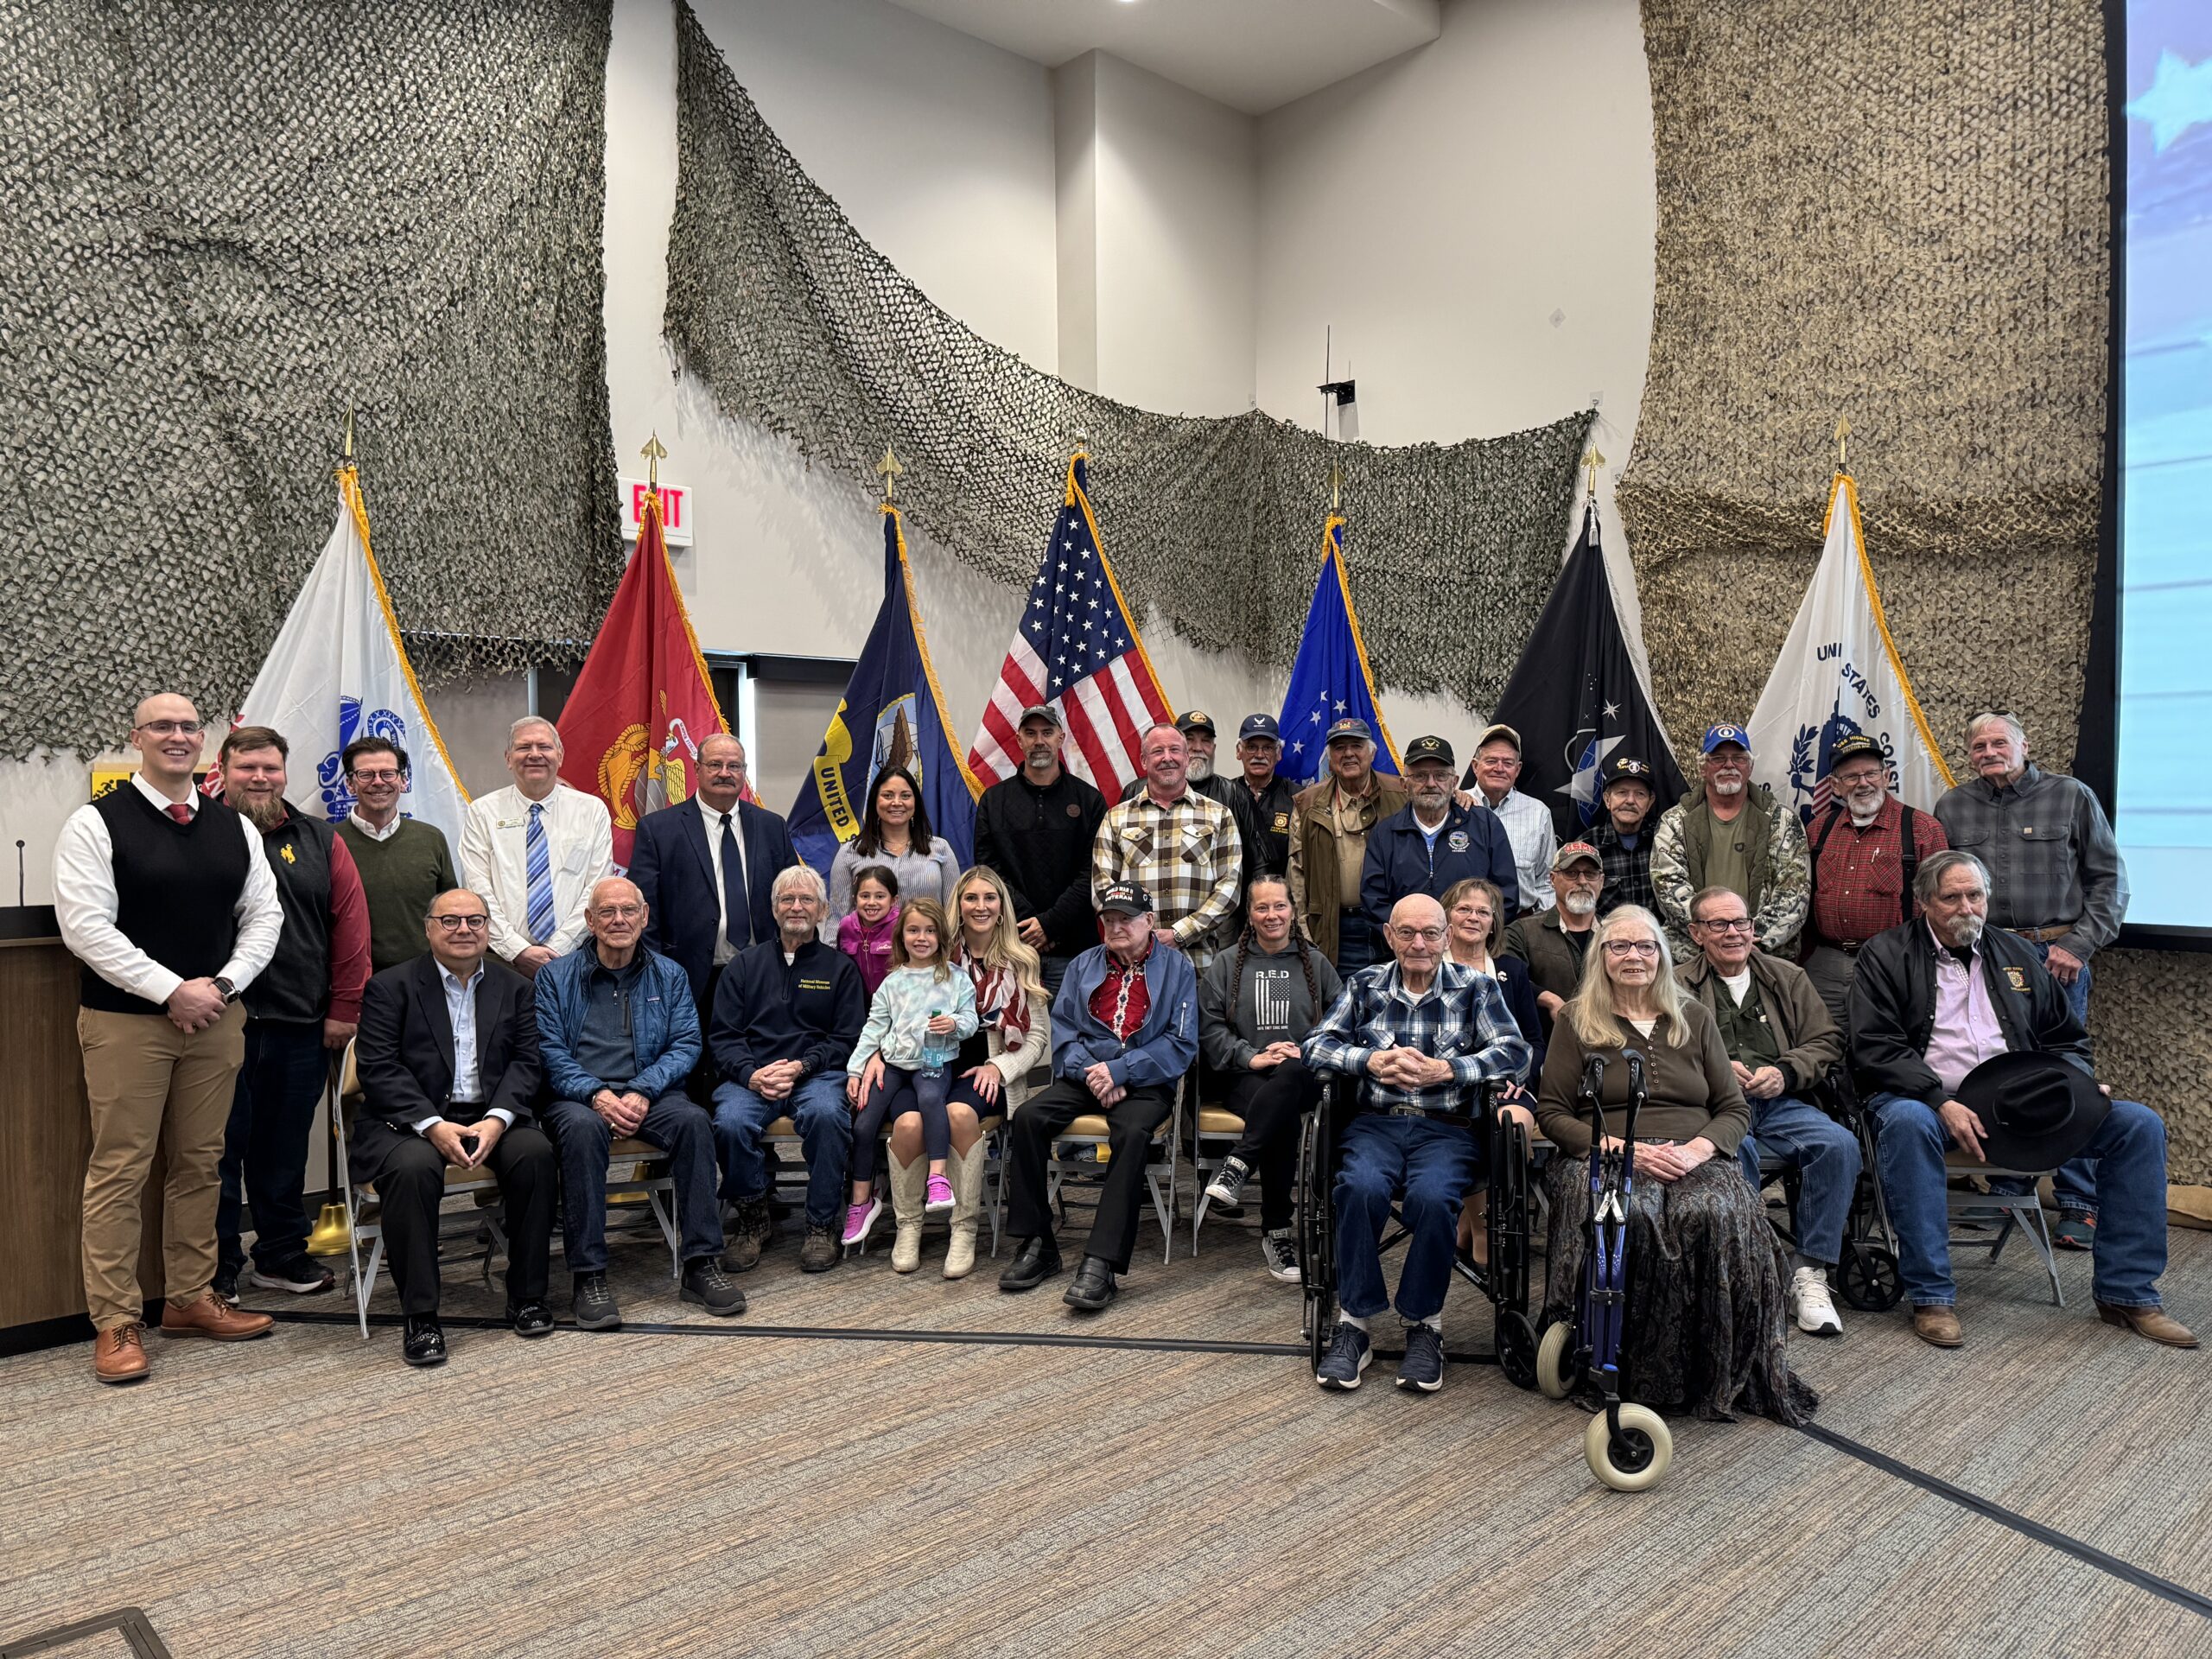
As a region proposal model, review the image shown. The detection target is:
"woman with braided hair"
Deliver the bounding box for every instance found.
[1198,874,1344,1281]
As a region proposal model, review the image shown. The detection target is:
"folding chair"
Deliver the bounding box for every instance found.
[595,1138,684,1281]
[1046,1077,1184,1264]
[846,1113,1011,1259]
[1188,1098,1247,1255]
[1946,1154,2065,1306]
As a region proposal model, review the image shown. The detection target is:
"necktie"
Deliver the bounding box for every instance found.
[524,802,556,944]
[165,804,193,824]
[721,812,751,950]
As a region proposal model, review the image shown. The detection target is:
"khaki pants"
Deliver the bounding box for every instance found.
[77,1001,246,1330]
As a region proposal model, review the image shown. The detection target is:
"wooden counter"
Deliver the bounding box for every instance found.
[0,907,163,1352]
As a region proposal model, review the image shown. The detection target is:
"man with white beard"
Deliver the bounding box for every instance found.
[1801,733,1949,1027]
[1652,722,1809,960]
[1499,841,1605,1039]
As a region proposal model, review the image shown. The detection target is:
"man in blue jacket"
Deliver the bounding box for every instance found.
[1361,735,1519,940]
[1000,880,1198,1313]
[536,876,743,1330]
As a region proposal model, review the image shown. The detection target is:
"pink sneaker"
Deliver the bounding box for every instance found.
[841,1198,882,1246]
[925,1174,954,1214]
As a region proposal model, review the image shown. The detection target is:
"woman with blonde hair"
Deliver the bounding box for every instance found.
[1535,905,1814,1424]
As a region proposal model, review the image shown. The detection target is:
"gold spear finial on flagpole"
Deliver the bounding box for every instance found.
[1834,416,1851,474]
[341,405,355,462]
[641,432,668,490]
[1330,464,1343,512]
[1583,447,1605,499]
[875,443,904,502]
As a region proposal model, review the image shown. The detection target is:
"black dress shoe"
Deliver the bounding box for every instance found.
[507,1301,555,1338]
[998,1236,1063,1294]
[1063,1255,1117,1313]
[402,1316,448,1368]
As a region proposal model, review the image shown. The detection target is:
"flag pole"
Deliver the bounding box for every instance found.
[308,407,360,1261]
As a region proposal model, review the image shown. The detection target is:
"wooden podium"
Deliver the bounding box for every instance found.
[0,906,165,1354]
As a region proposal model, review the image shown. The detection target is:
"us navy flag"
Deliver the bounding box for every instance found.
[1488,505,1685,839]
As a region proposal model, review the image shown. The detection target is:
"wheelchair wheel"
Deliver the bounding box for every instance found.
[1833,1243,1903,1313]
[1494,1307,1540,1392]
[1586,1403,1672,1492]
[1535,1319,1574,1400]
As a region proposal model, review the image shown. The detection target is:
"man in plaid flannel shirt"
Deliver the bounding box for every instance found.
[1302,893,1533,1395]
[1092,724,1243,969]
[1591,753,1662,918]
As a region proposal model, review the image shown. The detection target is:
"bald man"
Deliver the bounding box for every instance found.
[535,877,742,1330]
[1302,894,1533,1395]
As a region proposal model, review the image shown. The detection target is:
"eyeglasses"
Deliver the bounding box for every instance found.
[137,719,203,737]
[593,904,645,920]
[348,768,404,784]
[1602,940,1661,957]
[1392,926,1447,944]
[432,914,490,931]
[703,760,749,773]
[1694,917,1754,933]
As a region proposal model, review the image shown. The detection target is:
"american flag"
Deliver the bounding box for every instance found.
[968,456,1172,795]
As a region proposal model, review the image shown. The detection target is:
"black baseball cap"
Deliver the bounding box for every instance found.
[1403,734,1456,771]
[1176,710,1217,738]
[1828,734,1884,769]
[1600,755,1656,791]
[1238,713,1281,742]
[1096,880,1154,917]
[1325,716,1374,745]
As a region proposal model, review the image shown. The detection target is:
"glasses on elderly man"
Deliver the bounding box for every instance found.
[432,913,490,931]
[1392,925,1447,944]
[1694,916,1755,933]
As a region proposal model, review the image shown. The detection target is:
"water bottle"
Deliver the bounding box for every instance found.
[921,1006,950,1079]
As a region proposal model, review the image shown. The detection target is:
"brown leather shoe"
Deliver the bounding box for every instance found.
[2099,1303,2199,1348]
[160,1292,275,1342]
[1912,1305,1963,1348]
[93,1323,149,1385]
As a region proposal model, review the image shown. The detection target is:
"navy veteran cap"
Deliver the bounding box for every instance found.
[1701,722,1751,753]
[1403,734,1456,770]
[1324,716,1374,745]
[1238,712,1281,741]
[1828,733,1884,768]
[1096,880,1154,917]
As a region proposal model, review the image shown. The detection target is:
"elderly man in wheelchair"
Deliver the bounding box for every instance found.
[1301,893,1534,1395]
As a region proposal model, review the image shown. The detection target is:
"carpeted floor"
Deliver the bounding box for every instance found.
[3,1203,2208,1658]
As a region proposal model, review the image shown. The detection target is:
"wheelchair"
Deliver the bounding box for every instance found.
[1748,1066,1904,1314]
[1294,1076,1540,1388]
[1531,1049,1675,1493]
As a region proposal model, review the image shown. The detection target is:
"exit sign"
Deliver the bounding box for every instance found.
[619,478,694,547]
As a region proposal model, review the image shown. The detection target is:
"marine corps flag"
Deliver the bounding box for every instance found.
[556,485,725,867]
[790,505,981,874]
[1747,471,1954,823]
[1489,503,1686,839]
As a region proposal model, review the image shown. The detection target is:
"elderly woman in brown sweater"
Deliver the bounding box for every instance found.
[1536,905,1815,1424]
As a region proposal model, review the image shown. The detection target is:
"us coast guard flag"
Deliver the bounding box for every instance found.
[1748,472,1954,823]
[789,505,980,874]
[231,464,470,845]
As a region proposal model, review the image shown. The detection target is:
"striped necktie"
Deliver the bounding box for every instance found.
[524,802,556,944]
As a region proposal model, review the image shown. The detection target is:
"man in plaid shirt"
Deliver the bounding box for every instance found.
[1093,724,1243,969]
[1802,733,1948,1026]
[1303,893,1533,1395]
[1590,754,1662,918]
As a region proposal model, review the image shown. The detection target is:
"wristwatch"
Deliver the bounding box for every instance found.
[213,976,238,1005]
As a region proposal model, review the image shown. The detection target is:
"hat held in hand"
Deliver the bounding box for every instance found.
[1956,1051,2109,1170]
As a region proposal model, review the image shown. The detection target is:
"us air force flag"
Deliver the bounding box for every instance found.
[1748,472,1954,823]
[789,505,981,874]
[1276,513,1402,786]
[232,463,470,845]
[1490,504,1685,838]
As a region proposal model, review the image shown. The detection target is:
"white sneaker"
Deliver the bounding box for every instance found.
[1790,1264,1843,1337]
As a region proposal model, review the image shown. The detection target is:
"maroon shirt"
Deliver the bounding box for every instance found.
[1809,795,1948,948]
[1088,942,1154,1042]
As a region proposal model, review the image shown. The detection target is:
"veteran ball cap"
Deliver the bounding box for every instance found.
[1238,713,1281,742]
[1324,716,1375,745]
[1701,721,1751,754]
[1553,841,1604,872]
[1176,709,1217,737]
[1016,703,1062,730]
[1828,733,1884,769]
[1599,755,1656,790]
[1403,734,1456,771]
[1096,880,1154,918]
[1476,722,1522,753]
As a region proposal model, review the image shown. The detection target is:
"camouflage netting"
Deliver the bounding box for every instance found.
[1624,0,2212,1178]
[0,0,621,760]
[662,0,1590,715]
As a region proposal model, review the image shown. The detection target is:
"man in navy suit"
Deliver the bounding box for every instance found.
[629,733,799,1033]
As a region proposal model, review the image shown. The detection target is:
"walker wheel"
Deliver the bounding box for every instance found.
[1535,1319,1574,1400]
[1834,1244,1903,1313]
[1494,1308,1540,1392]
[1586,1403,1673,1492]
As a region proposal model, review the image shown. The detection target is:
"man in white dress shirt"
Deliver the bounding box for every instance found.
[53,692,284,1383]
[1462,723,1557,917]
[458,716,612,978]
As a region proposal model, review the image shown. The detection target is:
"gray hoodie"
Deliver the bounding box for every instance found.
[1198,936,1344,1072]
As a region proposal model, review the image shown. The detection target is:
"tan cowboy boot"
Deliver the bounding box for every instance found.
[887,1148,928,1274]
[944,1139,990,1280]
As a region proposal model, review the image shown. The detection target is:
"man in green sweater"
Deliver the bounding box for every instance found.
[333,736,460,972]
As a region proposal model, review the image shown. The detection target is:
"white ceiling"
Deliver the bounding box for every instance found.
[880,0,1442,115]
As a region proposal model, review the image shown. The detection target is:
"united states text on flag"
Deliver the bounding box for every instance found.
[967,455,1172,796]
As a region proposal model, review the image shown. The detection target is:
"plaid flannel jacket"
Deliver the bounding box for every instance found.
[1092,786,1243,969]
[1590,818,1657,918]
[1302,958,1532,1114]
[1932,765,2129,958]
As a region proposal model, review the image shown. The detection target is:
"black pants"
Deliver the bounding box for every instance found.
[353,1116,556,1316]
[217,1018,330,1274]
[1007,1077,1174,1273]
[1223,1057,1319,1231]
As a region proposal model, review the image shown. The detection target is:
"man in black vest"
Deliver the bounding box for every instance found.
[213,727,372,1301]
[353,887,556,1366]
[54,692,285,1384]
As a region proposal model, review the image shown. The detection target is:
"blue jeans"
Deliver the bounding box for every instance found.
[713,1071,851,1228]
[1039,954,1072,1002]
[543,1091,724,1274]
[1332,1114,1482,1326]
[1868,1090,2169,1309]
[1734,1095,1861,1266]
[217,1019,332,1274]
[1333,909,1376,976]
